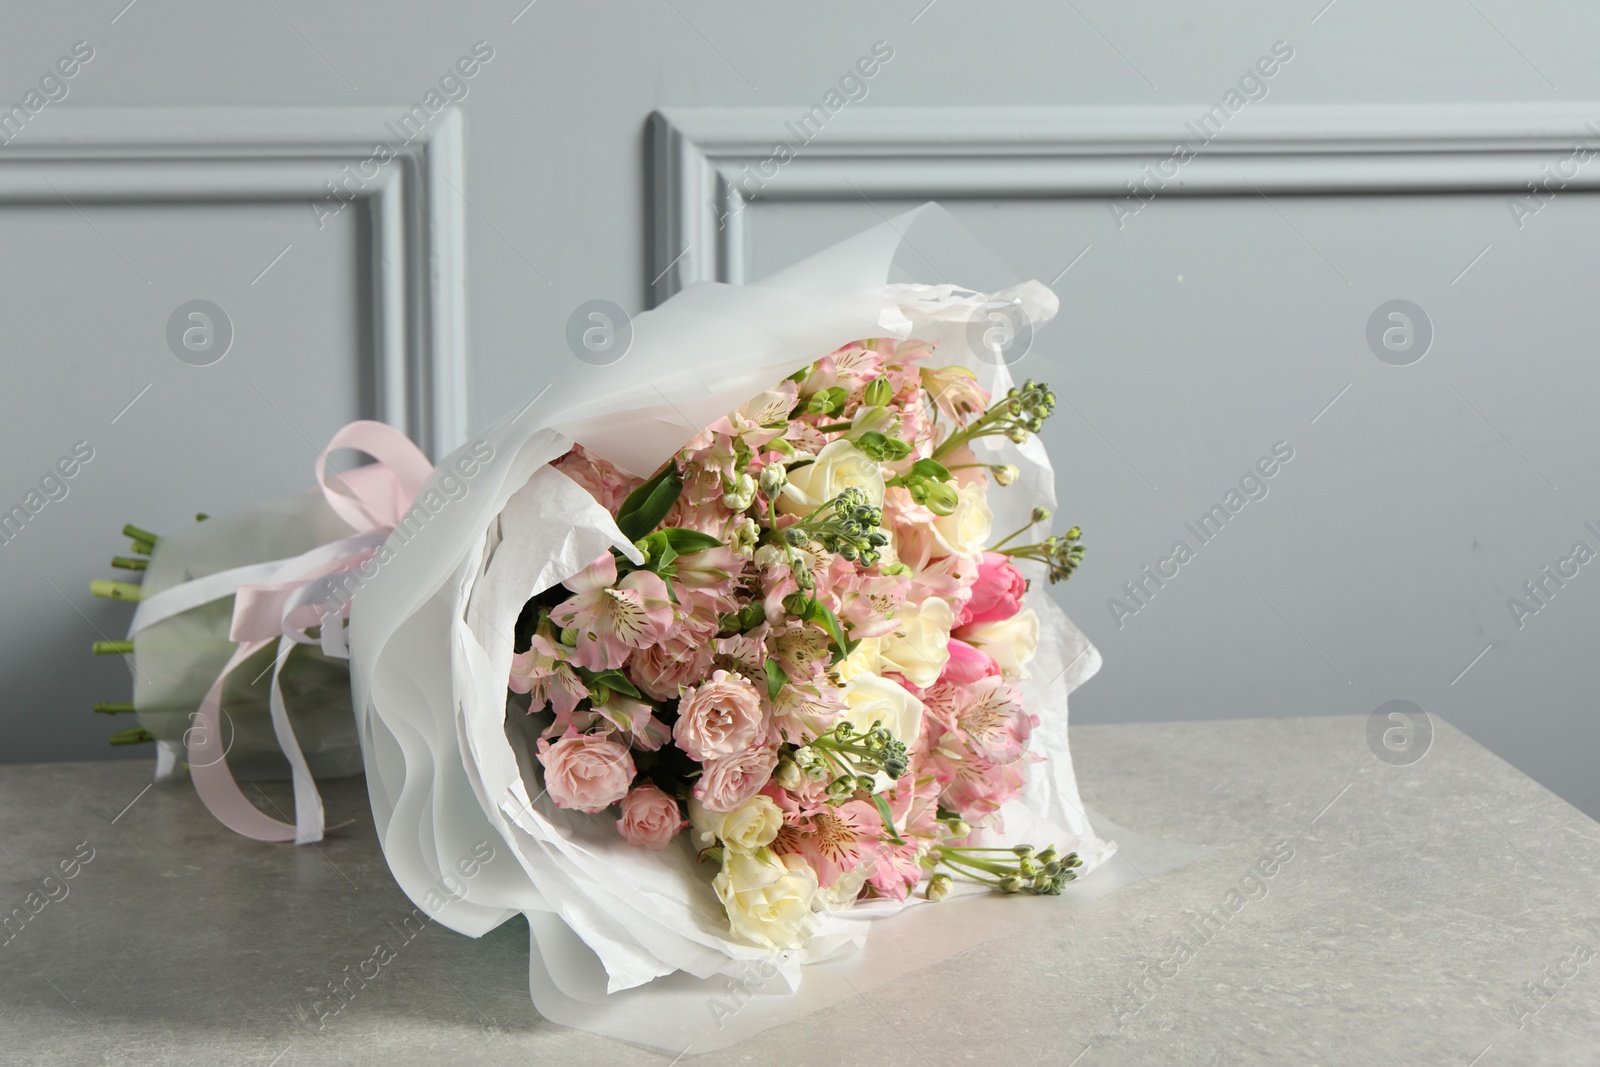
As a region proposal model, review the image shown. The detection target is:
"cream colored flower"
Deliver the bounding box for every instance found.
[814,864,869,912]
[833,635,885,683]
[930,481,992,557]
[879,596,954,688]
[689,794,782,853]
[778,440,886,517]
[714,849,819,949]
[839,673,923,750]
[960,607,1040,679]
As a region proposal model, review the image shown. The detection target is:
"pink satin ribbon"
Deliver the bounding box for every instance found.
[183,420,431,844]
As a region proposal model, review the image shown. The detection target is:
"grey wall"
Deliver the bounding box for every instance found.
[4,1,1598,819]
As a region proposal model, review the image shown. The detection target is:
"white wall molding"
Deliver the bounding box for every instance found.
[649,104,1600,302]
[1,107,467,458]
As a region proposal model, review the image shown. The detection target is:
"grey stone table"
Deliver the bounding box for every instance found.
[2,715,1597,1066]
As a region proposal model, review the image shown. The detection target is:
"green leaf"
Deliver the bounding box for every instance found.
[585,669,641,700]
[764,659,788,701]
[814,602,847,653]
[616,465,684,540]
[661,528,723,554]
[872,793,905,845]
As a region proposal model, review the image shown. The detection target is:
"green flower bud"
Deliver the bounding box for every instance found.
[925,482,961,516]
[862,377,893,408]
[926,873,953,901]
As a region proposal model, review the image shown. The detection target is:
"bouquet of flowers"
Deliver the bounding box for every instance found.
[89,206,1181,1051]
[520,344,1087,944]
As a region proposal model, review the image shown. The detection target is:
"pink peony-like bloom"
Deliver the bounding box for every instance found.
[632,629,715,702]
[673,669,768,762]
[616,784,686,850]
[537,731,636,813]
[549,552,676,671]
[960,552,1027,627]
[939,638,1002,685]
[695,743,780,813]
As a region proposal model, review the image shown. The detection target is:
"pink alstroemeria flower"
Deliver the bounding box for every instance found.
[592,694,673,751]
[774,798,882,889]
[673,546,744,594]
[509,634,589,716]
[550,552,675,671]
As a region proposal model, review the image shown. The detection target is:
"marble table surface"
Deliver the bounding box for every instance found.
[2,714,1597,1065]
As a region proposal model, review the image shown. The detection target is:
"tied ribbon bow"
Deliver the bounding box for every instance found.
[128,421,431,844]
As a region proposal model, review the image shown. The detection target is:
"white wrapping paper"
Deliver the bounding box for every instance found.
[347,205,1202,1051]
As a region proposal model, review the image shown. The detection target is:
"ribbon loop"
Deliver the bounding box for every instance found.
[316,420,433,533]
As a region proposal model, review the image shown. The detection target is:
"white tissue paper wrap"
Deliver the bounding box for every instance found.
[348,204,1204,1051]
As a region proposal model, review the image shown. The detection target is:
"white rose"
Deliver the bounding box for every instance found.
[814,864,869,912]
[714,849,819,949]
[778,440,886,517]
[838,673,924,789]
[689,794,782,853]
[961,607,1040,679]
[832,635,884,683]
[879,596,954,688]
[930,481,992,557]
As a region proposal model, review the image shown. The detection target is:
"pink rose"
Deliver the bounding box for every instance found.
[537,731,635,813]
[632,631,715,701]
[939,638,1001,685]
[695,744,779,813]
[960,552,1027,627]
[616,784,685,850]
[673,669,768,762]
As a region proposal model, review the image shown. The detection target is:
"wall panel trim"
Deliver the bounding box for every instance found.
[649,104,1600,304]
[2,107,467,457]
